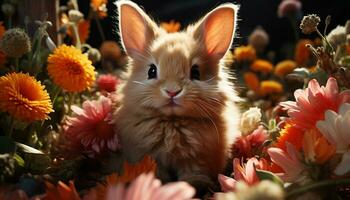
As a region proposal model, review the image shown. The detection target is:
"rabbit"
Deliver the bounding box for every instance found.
[114,0,241,193]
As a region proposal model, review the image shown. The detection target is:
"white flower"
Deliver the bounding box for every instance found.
[240,107,262,136]
[326,25,346,49]
[316,103,350,175]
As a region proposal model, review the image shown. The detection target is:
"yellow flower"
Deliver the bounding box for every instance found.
[90,0,108,18]
[160,20,181,33]
[295,39,312,66]
[259,80,283,96]
[244,72,260,91]
[274,60,297,78]
[47,44,95,92]
[0,72,53,122]
[233,45,256,62]
[250,59,274,73]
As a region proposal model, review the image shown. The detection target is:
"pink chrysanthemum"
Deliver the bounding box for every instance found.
[64,96,119,157]
[96,74,119,93]
[105,173,195,200]
[280,77,350,130]
[277,0,302,18]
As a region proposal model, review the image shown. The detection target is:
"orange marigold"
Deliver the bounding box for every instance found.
[274,60,297,78]
[233,45,256,62]
[244,72,260,91]
[250,59,274,73]
[0,21,5,39]
[0,72,53,122]
[90,0,108,18]
[259,80,283,96]
[47,44,96,92]
[160,20,181,33]
[275,123,304,151]
[295,39,313,66]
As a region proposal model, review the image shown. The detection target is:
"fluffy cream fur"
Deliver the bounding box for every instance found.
[114,0,241,190]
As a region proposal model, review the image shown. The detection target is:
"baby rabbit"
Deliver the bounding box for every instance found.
[114,0,241,192]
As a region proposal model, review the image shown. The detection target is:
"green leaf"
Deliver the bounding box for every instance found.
[256,169,284,186]
[13,153,25,167]
[16,142,43,154]
[0,136,16,153]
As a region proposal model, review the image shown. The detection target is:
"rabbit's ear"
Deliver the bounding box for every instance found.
[192,4,238,60]
[117,1,160,58]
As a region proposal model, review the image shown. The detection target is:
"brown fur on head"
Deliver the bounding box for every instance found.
[115,0,241,193]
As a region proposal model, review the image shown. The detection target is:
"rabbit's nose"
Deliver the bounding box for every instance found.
[166,89,182,98]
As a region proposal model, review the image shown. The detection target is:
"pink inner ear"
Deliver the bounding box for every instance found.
[119,4,147,54]
[203,8,235,57]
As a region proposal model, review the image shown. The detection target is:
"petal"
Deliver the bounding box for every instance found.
[151,182,195,200]
[245,158,260,185]
[334,151,350,175]
[218,174,236,192]
[324,77,339,102]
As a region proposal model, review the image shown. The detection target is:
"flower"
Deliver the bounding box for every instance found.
[248,26,269,53]
[268,142,305,182]
[215,180,284,200]
[294,39,312,66]
[100,41,122,61]
[67,20,91,44]
[88,48,101,63]
[233,45,256,62]
[85,155,157,199]
[240,107,262,135]
[0,50,6,67]
[47,44,95,92]
[90,0,108,18]
[0,73,53,122]
[218,157,265,192]
[243,72,260,92]
[105,173,195,200]
[160,20,181,33]
[280,77,350,130]
[0,187,28,200]
[0,28,31,58]
[275,122,304,151]
[326,25,346,49]
[275,60,297,78]
[259,80,283,96]
[68,10,84,23]
[316,103,350,175]
[250,59,274,73]
[300,14,320,34]
[44,181,80,200]
[0,21,5,39]
[232,126,268,159]
[277,0,302,18]
[96,74,119,93]
[302,128,335,164]
[64,96,119,156]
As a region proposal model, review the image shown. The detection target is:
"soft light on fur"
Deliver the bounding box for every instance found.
[114,0,241,191]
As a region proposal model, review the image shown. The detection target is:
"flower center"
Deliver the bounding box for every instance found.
[95,120,114,139]
[68,63,83,75]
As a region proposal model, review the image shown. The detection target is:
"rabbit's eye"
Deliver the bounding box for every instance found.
[148,64,157,79]
[190,64,200,80]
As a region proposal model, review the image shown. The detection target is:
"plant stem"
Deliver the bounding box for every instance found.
[94,12,106,41]
[72,23,81,49]
[14,58,19,71]
[286,179,350,199]
[8,117,15,138]
[67,92,76,114]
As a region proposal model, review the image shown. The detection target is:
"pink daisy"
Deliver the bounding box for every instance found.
[280,77,350,130]
[218,157,269,192]
[105,173,195,200]
[64,96,119,157]
[96,74,119,93]
[232,126,268,159]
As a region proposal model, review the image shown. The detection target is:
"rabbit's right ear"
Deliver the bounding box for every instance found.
[117,1,160,59]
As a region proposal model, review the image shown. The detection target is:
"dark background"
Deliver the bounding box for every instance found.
[76,0,349,60]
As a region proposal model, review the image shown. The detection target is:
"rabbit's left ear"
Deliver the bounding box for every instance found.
[192,4,238,60]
